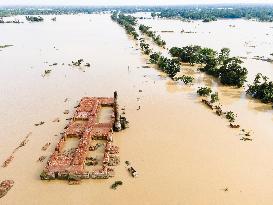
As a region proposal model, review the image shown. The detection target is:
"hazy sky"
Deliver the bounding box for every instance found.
[0,0,273,6]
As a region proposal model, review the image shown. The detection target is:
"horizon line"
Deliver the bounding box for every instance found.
[1,3,273,7]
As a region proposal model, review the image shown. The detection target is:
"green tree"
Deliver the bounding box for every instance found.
[219,57,248,87]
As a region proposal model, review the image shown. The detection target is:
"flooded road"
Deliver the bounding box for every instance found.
[0,14,273,205]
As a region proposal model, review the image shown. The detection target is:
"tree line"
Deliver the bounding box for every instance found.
[111,12,139,40]
[156,5,273,22]
[139,24,166,47]
[1,5,273,22]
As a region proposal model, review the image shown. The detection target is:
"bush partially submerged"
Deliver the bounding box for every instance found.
[149,52,180,78]
[197,87,212,96]
[111,181,123,190]
[218,57,248,87]
[149,52,161,64]
[26,16,44,22]
[111,12,139,40]
[140,39,152,55]
[247,73,273,103]
[139,24,166,47]
[170,46,248,87]
[169,45,202,65]
[174,75,194,84]
[226,111,236,122]
[210,92,219,103]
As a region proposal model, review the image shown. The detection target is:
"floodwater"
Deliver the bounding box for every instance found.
[0,14,272,205]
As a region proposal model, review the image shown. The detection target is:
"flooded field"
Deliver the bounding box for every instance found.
[0,14,273,205]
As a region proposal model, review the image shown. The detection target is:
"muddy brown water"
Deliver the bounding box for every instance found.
[0,14,273,205]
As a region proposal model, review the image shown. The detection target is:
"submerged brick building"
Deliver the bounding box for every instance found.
[41,92,127,181]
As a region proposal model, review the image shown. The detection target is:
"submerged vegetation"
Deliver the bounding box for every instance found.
[111,12,138,40]
[226,111,236,122]
[170,46,248,87]
[157,5,273,22]
[149,52,180,79]
[197,87,212,96]
[111,181,123,190]
[210,92,219,103]
[0,45,13,49]
[140,39,152,55]
[174,75,194,85]
[25,16,44,22]
[139,24,166,47]
[247,73,273,104]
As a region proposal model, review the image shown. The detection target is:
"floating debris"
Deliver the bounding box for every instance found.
[125,161,130,166]
[89,143,102,151]
[72,59,83,66]
[2,155,14,168]
[244,131,251,137]
[63,110,69,114]
[222,187,229,192]
[70,59,90,67]
[252,56,273,63]
[230,123,240,128]
[0,45,13,49]
[120,116,129,129]
[37,156,47,162]
[240,137,253,141]
[16,132,31,150]
[41,143,51,151]
[52,118,60,122]
[181,30,196,34]
[128,167,138,177]
[0,180,14,199]
[2,132,32,168]
[201,99,214,110]
[215,105,223,116]
[35,121,45,126]
[85,157,98,166]
[111,181,123,190]
[108,155,120,166]
[68,180,81,185]
[42,69,51,77]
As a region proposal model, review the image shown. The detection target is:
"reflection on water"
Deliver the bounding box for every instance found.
[247,97,273,113]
